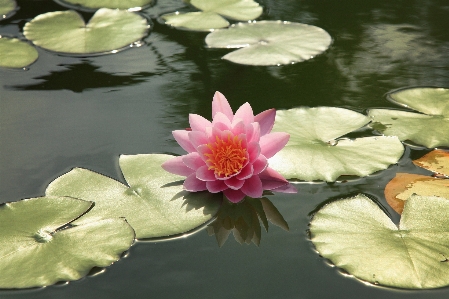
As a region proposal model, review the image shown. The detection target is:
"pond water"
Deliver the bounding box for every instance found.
[1,0,449,298]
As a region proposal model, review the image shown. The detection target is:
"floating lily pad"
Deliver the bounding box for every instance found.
[0,0,16,19]
[160,0,262,31]
[23,8,149,55]
[46,154,222,239]
[310,194,449,289]
[55,0,154,11]
[0,37,38,68]
[385,173,449,214]
[0,197,134,288]
[368,87,449,148]
[269,107,404,181]
[205,21,332,65]
[413,149,449,177]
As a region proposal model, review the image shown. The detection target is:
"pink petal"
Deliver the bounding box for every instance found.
[252,155,268,175]
[234,102,254,125]
[241,175,263,198]
[189,114,212,131]
[236,163,253,180]
[212,91,233,120]
[223,189,246,203]
[188,131,208,149]
[224,176,245,190]
[182,152,205,170]
[196,165,216,181]
[161,156,194,176]
[173,130,196,153]
[259,132,290,159]
[231,120,246,136]
[197,144,211,160]
[184,173,207,191]
[247,141,261,163]
[206,180,228,193]
[258,167,288,190]
[212,112,232,129]
[246,122,260,143]
[254,108,275,136]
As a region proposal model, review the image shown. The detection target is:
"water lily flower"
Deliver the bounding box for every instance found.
[162,92,294,203]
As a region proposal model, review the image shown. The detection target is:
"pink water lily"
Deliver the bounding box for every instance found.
[162,92,293,203]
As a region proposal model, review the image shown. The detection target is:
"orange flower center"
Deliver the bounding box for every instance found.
[204,134,247,177]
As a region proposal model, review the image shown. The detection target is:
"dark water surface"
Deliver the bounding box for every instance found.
[1,0,449,298]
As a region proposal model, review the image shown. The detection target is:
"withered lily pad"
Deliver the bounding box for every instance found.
[46,154,222,239]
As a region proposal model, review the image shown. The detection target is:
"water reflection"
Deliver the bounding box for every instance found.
[207,196,289,247]
[9,60,157,93]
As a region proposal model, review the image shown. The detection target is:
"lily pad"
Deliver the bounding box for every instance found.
[205,21,332,65]
[46,154,222,239]
[23,8,149,55]
[269,107,404,181]
[0,0,16,19]
[385,173,449,214]
[55,0,154,11]
[413,149,449,177]
[310,194,449,289]
[160,0,262,31]
[0,197,134,288]
[0,37,38,68]
[368,87,449,148]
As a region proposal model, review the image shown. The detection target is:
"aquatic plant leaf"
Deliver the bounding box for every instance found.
[0,0,15,17]
[46,154,222,239]
[269,107,404,181]
[368,87,449,148]
[0,197,134,288]
[205,21,332,65]
[413,149,449,177]
[385,173,449,214]
[0,37,38,68]
[23,8,149,55]
[161,11,229,31]
[310,194,449,289]
[57,0,154,10]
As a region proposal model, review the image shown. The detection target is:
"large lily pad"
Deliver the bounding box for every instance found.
[55,0,154,11]
[0,37,38,68]
[205,21,332,65]
[368,87,449,148]
[0,197,134,288]
[0,0,16,19]
[160,0,262,31]
[23,8,149,55]
[413,149,449,176]
[46,154,222,239]
[269,107,404,181]
[310,194,449,289]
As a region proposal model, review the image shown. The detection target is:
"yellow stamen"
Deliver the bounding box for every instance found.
[204,134,247,177]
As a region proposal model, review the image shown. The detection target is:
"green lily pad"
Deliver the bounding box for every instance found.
[46,154,222,239]
[160,0,262,31]
[0,197,134,288]
[0,37,38,68]
[23,8,149,55]
[205,21,332,65]
[368,87,449,148]
[269,107,404,181]
[310,194,449,289]
[56,0,154,11]
[0,0,16,19]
